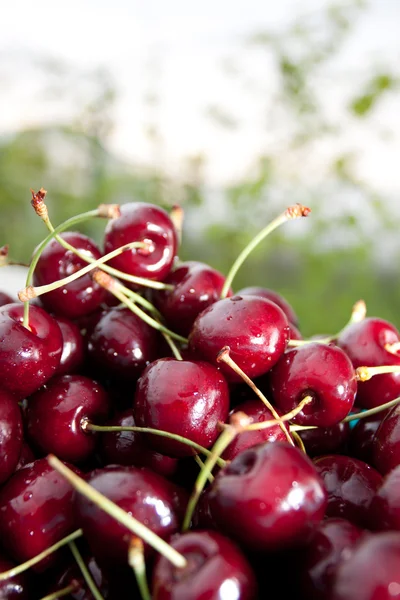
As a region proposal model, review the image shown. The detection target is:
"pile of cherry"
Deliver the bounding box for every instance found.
[1,191,400,599]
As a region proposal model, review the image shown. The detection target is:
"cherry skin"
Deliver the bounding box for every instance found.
[188,295,290,383]
[54,315,85,375]
[237,286,298,326]
[74,465,187,567]
[368,465,400,531]
[87,305,161,383]
[152,530,258,600]
[207,442,327,552]
[33,231,106,319]
[332,532,400,600]
[48,554,111,600]
[348,411,385,465]
[0,553,32,599]
[0,291,14,307]
[24,374,110,464]
[297,420,350,458]
[103,202,178,282]
[314,454,382,528]
[153,261,232,336]
[0,303,63,399]
[0,457,79,569]
[269,342,357,427]
[15,442,36,472]
[0,388,23,484]
[337,317,400,409]
[134,358,230,458]
[372,403,400,475]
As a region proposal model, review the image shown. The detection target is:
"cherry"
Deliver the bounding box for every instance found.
[74,465,187,567]
[0,303,63,399]
[48,553,111,600]
[134,358,230,458]
[152,530,258,600]
[314,455,382,528]
[237,286,298,326]
[0,388,23,484]
[372,403,400,475]
[103,202,178,282]
[24,374,110,464]
[207,442,327,551]
[0,553,32,599]
[153,261,232,336]
[269,342,357,427]
[369,465,400,531]
[87,305,161,383]
[297,420,350,458]
[0,458,79,569]
[332,532,400,600]
[188,295,290,383]
[300,518,364,600]
[54,315,85,375]
[337,317,400,409]
[0,291,14,307]
[15,442,36,472]
[100,409,179,479]
[348,411,385,465]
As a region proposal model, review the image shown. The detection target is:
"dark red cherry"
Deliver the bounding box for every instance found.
[25,374,110,464]
[134,358,230,458]
[54,316,85,375]
[87,306,160,382]
[0,553,32,599]
[153,261,232,336]
[300,518,364,600]
[208,442,327,551]
[298,420,350,458]
[0,388,23,484]
[0,458,79,569]
[100,409,178,478]
[15,442,35,472]
[188,295,290,383]
[369,465,400,531]
[104,202,178,282]
[269,342,357,427]
[314,455,382,528]
[222,399,288,461]
[74,465,187,566]
[0,291,14,307]
[348,412,385,465]
[0,303,63,399]
[372,403,400,475]
[238,286,298,326]
[332,532,400,600]
[152,530,258,600]
[337,317,400,409]
[49,554,111,600]
[33,232,106,319]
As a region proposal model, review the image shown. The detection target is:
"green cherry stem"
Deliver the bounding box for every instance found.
[68,541,105,600]
[356,365,400,381]
[342,396,400,423]
[220,204,311,299]
[48,455,187,569]
[0,529,83,581]
[241,395,313,432]
[39,584,79,600]
[194,454,214,482]
[128,538,152,600]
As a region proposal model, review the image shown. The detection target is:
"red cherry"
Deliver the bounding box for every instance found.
[298,421,350,458]
[0,303,63,399]
[152,530,258,600]
[33,232,106,319]
[15,442,36,471]
[238,286,298,326]
[0,291,14,307]
[54,315,85,375]
[0,388,23,484]
[104,202,178,282]
[348,411,384,465]
[269,342,357,427]
[0,553,32,599]
[208,442,327,551]
[372,403,400,475]
[369,465,400,531]
[188,295,290,383]
[24,374,110,464]
[134,358,230,458]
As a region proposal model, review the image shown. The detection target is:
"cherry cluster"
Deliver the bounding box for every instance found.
[0,191,400,599]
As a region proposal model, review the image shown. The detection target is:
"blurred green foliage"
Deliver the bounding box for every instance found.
[1,0,400,336]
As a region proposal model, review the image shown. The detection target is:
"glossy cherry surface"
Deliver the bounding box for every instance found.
[298,420,350,458]
[314,454,382,528]
[269,342,357,427]
[15,442,35,472]
[87,305,160,382]
[134,358,230,457]
[152,530,258,600]
[348,412,384,465]
[208,442,327,551]
[0,553,32,599]
[104,202,178,282]
[372,403,400,475]
[237,286,298,326]
[0,303,63,399]
[0,388,23,484]
[332,532,400,600]
[154,261,232,336]
[337,317,400,409]
[369,465,400,531]
[25,374,110,464]
[188,295,290,382]
[0,458,78,568]
[33,231,106,319]
[54,315,85,375]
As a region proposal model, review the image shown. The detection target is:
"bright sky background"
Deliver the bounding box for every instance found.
[1,0,399,192]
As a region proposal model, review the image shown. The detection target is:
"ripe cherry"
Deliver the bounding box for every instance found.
[297,421,350,458]
[369,465,400,531]
[348,411,385,465]
[54,315,85,375]
[0,388,23,484]
[0,553,32,599]
[372,403,400,475]
[238,286,298,326]
[0,291,14,307]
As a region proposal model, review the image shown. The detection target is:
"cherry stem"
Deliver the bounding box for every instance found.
[342,396,400,422]
[68,540,104,600]
[82,420,227,468]
[48,455,187,569]
[128,538,152,600]
[385,342,400,355]
[216,346,294,446]
[240,395,313,432]
[194,454,214,482]
[92,270,188,344]
[0,529,83,581]
[356,365,400,382]
[116,282,163,319]
[39,584,79,600]
[220,204,311,299]
[291,430,307,453]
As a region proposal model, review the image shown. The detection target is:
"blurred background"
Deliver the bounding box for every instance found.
[1,0,399,336]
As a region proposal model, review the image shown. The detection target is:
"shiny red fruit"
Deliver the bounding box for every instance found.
[238,286,298,326]
[0,388,23,484]
[372,403,400,475]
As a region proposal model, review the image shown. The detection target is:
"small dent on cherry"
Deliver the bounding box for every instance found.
[226,450,258,477]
